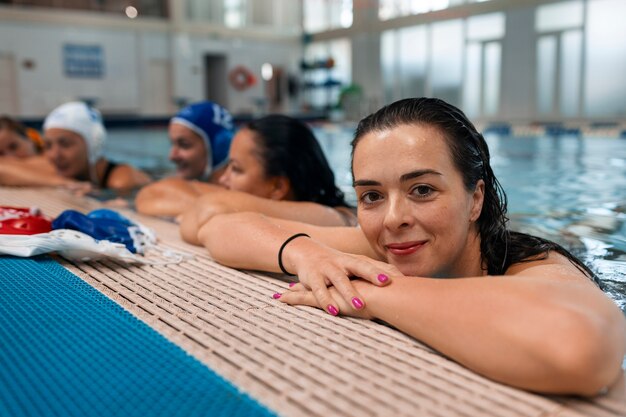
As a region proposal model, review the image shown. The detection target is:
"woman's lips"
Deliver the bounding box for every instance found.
[386,241,425,256]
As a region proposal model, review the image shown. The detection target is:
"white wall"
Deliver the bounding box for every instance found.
[0,22,141,117]
[0,6,301,118]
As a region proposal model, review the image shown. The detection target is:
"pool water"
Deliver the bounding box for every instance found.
[105,126,626,311]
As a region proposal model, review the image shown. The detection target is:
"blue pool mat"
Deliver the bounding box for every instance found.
[0,256,277,417]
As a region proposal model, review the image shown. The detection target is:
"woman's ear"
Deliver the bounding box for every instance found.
[470,179,485,222]
[269,176,292,200]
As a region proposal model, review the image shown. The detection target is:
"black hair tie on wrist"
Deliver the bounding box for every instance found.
[278,233,310,276]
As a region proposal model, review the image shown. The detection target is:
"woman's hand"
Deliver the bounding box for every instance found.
[281,237,401,315]
[179,195,232,245]
[276,279,378,319]
[61,180,92,196]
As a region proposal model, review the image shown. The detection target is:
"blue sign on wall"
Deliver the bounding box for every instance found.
[63,44,104,78]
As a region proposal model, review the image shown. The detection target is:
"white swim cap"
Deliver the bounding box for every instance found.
[43,101,106,165]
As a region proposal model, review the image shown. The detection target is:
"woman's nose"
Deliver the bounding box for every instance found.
[217,169,230,188]
[45,144,60,160]
[383,194,414,231]
[168,147,179,161]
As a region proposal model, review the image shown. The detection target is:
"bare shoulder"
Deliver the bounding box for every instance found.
[334,206,358,226]
[190,181,224,194]
[505,251,593,284]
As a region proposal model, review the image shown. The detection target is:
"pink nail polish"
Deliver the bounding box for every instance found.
[288,282,296,287]
[272,293,282,299]
[351,297,364,309]
[377,273,389,283]
[327,305,339,316]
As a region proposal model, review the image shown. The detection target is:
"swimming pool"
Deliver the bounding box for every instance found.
[105,126,626,311]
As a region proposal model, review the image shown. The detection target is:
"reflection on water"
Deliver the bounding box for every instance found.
[105,128,173,179]
[488,133,626,312]
[106,128,626,312]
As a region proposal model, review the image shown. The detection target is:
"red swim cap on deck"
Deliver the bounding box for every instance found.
[0,206,52,235]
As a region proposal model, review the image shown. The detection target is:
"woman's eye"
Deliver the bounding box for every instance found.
[229,164,243,174]
[175,140,190,150]
[411,185,433,198]
[59,139,73,148]
[360,191,383,204]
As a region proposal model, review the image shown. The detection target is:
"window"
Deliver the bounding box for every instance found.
[303,0,352,33]
[224,0,246,28]
[584,0,626,117]
[535,0,584,117]
[535,1,583,32]
[381,26,427,104]
[186,0,299,31]
[463,13,505,118]
[430,19,464,104]
[379,0,466,21]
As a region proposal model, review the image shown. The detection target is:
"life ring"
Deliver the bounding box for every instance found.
[229,66,257,91]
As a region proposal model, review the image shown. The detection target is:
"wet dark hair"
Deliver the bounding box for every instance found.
[245,114,349,207]
[0,116,28,138]
[0,115,44,154]
[352,97,596,281]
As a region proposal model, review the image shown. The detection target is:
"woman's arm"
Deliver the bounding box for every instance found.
[281,253,626,396]
[0,158,73,186]
[179,190,355,244]
[197,211,377,267]
[196,211,397,313]
[135,178,222,217]
[106,164,151,192]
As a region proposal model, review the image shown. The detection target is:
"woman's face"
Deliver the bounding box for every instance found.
[353,123,485,278]
[44,128,90,179]
[0,129,35,157]
[168,123,208,180]
[218,128,286,199]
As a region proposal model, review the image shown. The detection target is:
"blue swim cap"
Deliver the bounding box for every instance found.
[171,101,234,179]
[52,208,155,254]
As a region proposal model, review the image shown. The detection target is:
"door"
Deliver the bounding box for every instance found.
[204,54,228,108]
[0,54,18,115]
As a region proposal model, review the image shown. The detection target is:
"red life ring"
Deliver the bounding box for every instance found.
[229,66,256,91]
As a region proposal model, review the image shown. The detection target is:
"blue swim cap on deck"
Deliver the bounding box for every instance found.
[52,209,156,254]
[171,101,235,180]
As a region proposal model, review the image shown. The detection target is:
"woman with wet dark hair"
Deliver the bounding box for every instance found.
[242,115,347,208]
[352,97,596,279]
[194,98,625,395]
[139,114,355,236]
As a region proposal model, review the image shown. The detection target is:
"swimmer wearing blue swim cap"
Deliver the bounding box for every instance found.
[169,101,235,181]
